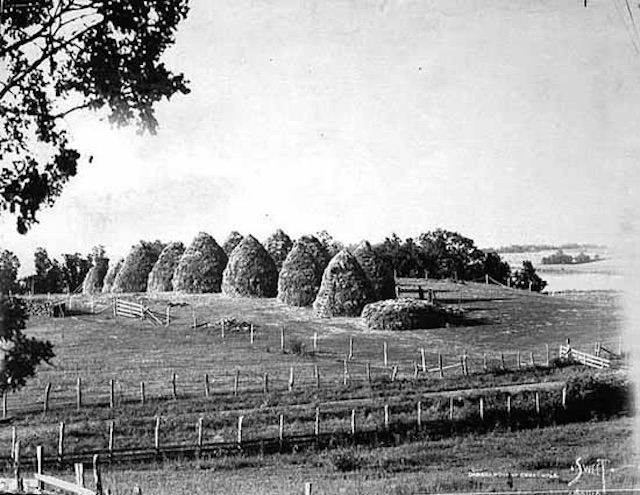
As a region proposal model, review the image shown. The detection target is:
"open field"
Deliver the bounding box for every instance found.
[0,281,628,493]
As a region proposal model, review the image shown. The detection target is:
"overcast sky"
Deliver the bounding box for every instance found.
[2,0,640,274]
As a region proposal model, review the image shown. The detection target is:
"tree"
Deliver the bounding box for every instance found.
[0,296,54,394]
[417,229,484,280]
[0,249,20,294]
[483,251,511,285]
[512,261,547,292]
[0,0,191,233]
[61,252,92,292]
[33,247,64,293]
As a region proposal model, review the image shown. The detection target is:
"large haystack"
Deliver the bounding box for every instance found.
[111,242,162,293]
[173,232,228,293]
[361,299,450,331]
[264,229,293,273]
[82,257,109,294]
[353,241,395,301]
[147,242,185,293]
[102,258,123,293]
[222,235,278,297]
[313,249,374,317]
[277,235,330,307]
[222,231,244,256]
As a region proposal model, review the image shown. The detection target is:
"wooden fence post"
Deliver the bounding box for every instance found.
[237,416,244,445]
[154,417,160,453]
[281,326,285,353]
[191,308,196,329]
[140,382,145,405]
[562,387,567,409]
[14,440,22,493]
[479,397,484,421]
[11,426,16,460]
[500,353,505,370]
[383,341,388,367]
[384,404,389,430]
[250,324,254,344]
[165,306,170,326]
[391,365,398,382]
[263,373,269,394]
[110,379,115,409]
[171,373,177,400]
[234,370,239,396]
[351,409,356,437]
[421,348,427,373]
[483,352,487,372]
[438,354,444,378]
[93,454,103,495]
[349,337,354,360]
[449,397,454,420]
[413,361,419,381]
[204,374,210,398]
[36,446,43,490]
[315,365,320,389]
[343,359,349,386]
[43,383,51,414]
[108,421,114,458]
[315,407,320,437]
[58,421,65,465]
[313,332,318,353]
[220,318,224,338]
[288,366,295,391]
[76,377,82,411]
[279,414,284,443]
[517,350,521,370]
[366,362,372,385]
[304,482,313,495]
[197,417,204,452]
[75,462,85,487]
[530,351,535,367]
[506,394,511,417]
[417,401,422,429]
[535,391,540,415]
[546,344,550,366]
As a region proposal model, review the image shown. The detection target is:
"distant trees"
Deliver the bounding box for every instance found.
[0,250,20,294]
[541,250,598,265]
[512,261,547,292]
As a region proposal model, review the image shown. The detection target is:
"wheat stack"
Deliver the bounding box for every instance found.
[173,232,228,293]
[353,240,395,301]
[222,235,278,297]
[147,242,185,293]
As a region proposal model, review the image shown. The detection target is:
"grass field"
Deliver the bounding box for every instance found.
[1,281,629,493]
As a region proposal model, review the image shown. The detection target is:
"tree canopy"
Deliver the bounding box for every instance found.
[0,0,190,233]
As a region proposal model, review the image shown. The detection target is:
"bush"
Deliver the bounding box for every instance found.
[328,448,363,472]
[565,373,631,420]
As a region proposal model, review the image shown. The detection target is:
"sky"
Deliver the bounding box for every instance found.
[2,0,640,274]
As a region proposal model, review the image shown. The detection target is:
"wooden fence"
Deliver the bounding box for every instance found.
[559,345,610,369]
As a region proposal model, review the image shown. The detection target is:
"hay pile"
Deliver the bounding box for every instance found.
[81,257,109,294]
[313,249,374,317]
[102,258,123,293]
[173,232,228,293]
[353,241,395,301]
[222,235,278,297]
[147,242,185,292]
[264,229,293,273]
[361,299,450,331]
[222,231,244,256]
[111,242,163,293]
[277,235,330,307]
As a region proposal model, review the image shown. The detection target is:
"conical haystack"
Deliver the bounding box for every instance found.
[173,232,228,293]
[277,235,330,307]
[82,257,109,294]
[222,231,244,256]
[102,258,123,293]
[222,235,278,297]
[112,242,162,293]
[353,241,395,301]
[147,242,185,293]
[264,229,293,273]
[313,249,374,317]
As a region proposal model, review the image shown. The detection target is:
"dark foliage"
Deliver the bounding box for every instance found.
[511,261,547,292]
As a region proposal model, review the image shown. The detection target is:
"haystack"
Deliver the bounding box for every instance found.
[264,229,293,273]
[313,249,374,317]
[277,235,330,307]
[111,242,162,293]
[173,232,228,293]
[82,257,109,294]
[222,235,278,297]
[222,231,244,256]
[147,242,185,293]
[101,258,123,293]
[361,299,450,331]
[353,241,395,301]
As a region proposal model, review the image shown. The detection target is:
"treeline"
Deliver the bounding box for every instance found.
[493,243,603,254]
[368,230,547,292]
[541,250,600,265]
[0,245,109,295]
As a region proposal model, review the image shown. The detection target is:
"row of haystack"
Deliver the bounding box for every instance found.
[80,231,396,320]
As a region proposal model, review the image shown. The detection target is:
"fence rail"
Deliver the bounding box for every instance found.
[559,345,610,369]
